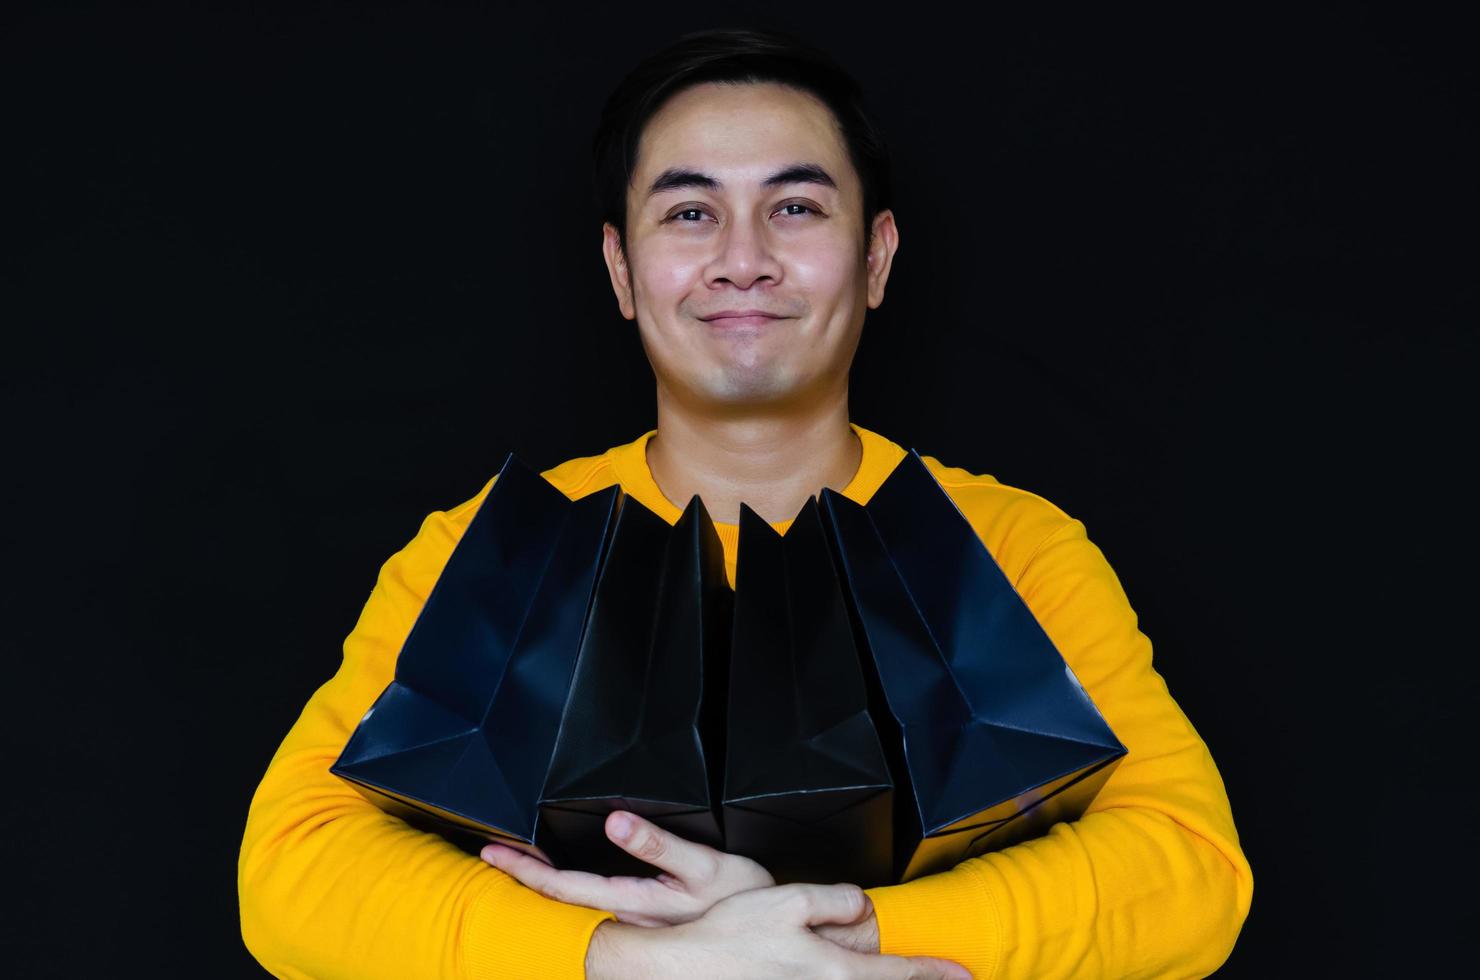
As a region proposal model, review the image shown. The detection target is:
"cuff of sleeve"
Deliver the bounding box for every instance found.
[462,874,617,980]
[865,862,1002,980]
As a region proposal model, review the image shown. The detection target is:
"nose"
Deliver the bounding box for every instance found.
[705,211,783,290]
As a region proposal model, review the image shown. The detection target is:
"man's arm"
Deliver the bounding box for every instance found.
[237,478,617,980]
[862,517,1255,980]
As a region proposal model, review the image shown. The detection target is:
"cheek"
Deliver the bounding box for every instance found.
[787,252,859,311]
[786,224,863,295]
[634,243,704,300]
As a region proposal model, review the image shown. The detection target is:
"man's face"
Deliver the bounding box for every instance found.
[602,81,898,416]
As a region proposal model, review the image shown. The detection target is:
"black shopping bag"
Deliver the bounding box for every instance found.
[722,498,895,887]
[331,453,619,861]
[536,492,732,877]
[820,450,1127,882]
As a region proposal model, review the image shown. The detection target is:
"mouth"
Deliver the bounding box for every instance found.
[702,314,789,328]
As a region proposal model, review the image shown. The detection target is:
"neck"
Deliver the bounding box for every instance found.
[645,394,863,526]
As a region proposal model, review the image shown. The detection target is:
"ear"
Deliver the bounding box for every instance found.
[602,222,637,320]
[864,209,899,310]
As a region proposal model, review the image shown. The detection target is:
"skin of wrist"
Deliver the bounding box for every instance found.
[582,897,880,976]
[585,919,651,979]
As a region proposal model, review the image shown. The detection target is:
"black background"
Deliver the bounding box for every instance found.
[6,2,1474,976]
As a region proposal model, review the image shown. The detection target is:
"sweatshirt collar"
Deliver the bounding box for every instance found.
[606,421,905,554]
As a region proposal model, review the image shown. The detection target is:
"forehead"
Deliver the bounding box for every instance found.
[634,82,852,191]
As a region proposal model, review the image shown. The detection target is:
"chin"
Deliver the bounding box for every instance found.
[715,375,810,406]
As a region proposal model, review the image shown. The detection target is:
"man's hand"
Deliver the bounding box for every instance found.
[480,810,774,926]
[586,882,972,979]
[812,901,881,954]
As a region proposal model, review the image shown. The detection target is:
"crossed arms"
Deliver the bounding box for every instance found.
[239,493,1252,979]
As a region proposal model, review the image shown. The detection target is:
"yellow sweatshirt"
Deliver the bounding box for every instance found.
[239,423,1253,979]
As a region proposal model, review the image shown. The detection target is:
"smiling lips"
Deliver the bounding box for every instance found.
[700,310,790,328]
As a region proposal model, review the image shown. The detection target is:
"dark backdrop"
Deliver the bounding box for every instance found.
[6,2,1473,976]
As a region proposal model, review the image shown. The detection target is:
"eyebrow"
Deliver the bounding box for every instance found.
[644,162,838,200]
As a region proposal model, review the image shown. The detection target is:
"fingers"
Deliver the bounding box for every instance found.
[480,840,695,924]
[604,810,720,884]
[481,839,552,866]
[480,843,617,909]
[765,885,970,978]
[841,952,974,980]
[772,882,873,928]
[811,920,873,954]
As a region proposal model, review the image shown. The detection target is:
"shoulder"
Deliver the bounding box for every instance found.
[916,451,1080,589]
[390,446,621,579]
[452,446,620,526]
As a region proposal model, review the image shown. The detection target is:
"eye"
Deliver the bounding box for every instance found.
[665,207,713,224]
[662,202,821,225]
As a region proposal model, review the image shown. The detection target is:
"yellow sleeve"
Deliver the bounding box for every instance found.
[237,479,616,979]
[864,518,1254,979]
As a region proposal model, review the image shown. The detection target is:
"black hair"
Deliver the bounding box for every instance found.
[591,26,893,258]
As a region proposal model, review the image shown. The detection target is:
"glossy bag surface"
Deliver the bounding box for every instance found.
[537,491,731,877]
[722,497,894,887]
[820,451,1127,882]
[333,445,1126,885]
[331,452,619,860]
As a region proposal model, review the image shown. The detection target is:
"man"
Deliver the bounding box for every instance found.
[239,27,1253,979]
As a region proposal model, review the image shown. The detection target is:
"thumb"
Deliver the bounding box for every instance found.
[843,951,975,980]
[906,956,974,980]
[779,882,873,928]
